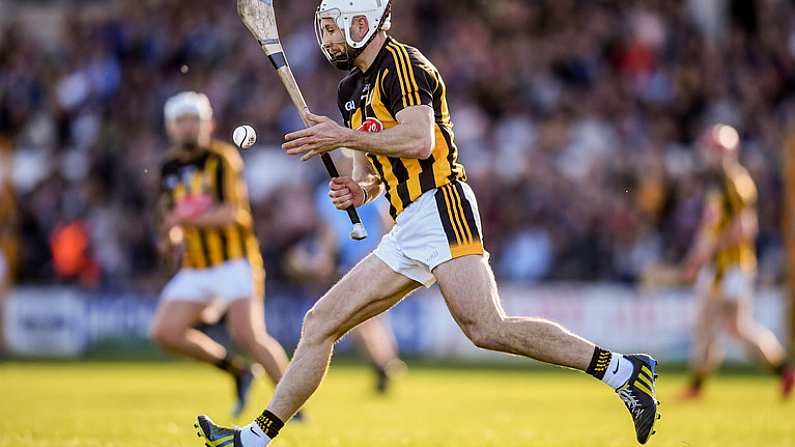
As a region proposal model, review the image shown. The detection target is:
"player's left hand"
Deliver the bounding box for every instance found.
[283,111,352,161]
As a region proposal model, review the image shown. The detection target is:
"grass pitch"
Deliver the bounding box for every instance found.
[1,361,793,447]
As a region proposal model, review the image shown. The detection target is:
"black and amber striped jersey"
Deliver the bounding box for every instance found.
[703,162,757,275]
[159,140,262,270]
[337,36,466,219]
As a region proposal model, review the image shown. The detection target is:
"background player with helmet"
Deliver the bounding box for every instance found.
[681,123,794,399]
[151,91,294,418]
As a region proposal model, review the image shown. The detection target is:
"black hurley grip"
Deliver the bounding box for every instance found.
[267,51,287,69]
[320,154,363,224]
[320,153,340,177]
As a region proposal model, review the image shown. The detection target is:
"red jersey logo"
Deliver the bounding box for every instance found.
[357,118,383,133]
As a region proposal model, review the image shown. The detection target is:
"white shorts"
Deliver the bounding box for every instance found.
[374,181,486,287]
[160,259,260,305]
[696,265,755,302]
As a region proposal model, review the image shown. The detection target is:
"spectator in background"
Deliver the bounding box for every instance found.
[50,219,98,288]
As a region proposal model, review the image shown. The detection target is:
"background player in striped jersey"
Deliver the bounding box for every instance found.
[151,92,293,417]
[681,124,794,399]
[196,1,659,445]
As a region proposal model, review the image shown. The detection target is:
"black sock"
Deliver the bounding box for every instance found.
[773,361,791,377]
[690,375,704,391]
[586,346,612,380]
[215,352,247,376]
[255,410,285,439]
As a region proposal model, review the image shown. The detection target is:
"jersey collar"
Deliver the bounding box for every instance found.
[361,36,393,79]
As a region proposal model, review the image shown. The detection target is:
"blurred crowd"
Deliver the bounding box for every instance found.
[2,0,795,293]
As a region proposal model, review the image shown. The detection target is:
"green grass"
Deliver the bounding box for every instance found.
[1,361,793,446]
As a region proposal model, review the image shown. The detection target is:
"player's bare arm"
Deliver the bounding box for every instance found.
[714,208,758,250]
[157,195,178,256]
[283,106,434,161]
[328,151,383,209]
[167,204,251,229]
[683,192,722,280]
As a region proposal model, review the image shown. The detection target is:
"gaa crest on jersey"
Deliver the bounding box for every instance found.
[357,117,383,133]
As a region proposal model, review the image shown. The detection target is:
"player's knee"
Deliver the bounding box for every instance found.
[721,306,743,335]
[228,324,257,351]
[722,318,739,336]
[301,307,339,345]
[150,323,181,351]
[725,315,753,339]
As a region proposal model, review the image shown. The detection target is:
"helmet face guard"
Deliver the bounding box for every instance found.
[314,0,392,71]
[314,8,358,70]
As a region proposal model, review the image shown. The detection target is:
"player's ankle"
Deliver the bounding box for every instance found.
[585,347,633,389]
[690,374,704,391]
[773,361,792,377]
[215,352,248,376]
[241,410,283,447]
[240,421,271,447]
[256,409,285,437]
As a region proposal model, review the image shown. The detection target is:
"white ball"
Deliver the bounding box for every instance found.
[233,125,257,149]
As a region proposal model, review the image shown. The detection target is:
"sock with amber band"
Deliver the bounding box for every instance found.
[255,410,285,438]
[586,347,612,379]
[587,347,634,390]
[241,410,284,446]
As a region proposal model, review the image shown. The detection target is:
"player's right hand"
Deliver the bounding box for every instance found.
[329,176,364,209]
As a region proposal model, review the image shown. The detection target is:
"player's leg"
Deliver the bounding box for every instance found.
[154,269,253,394]
[684,291,725,398]
[225,293,291,418]
[225,267,290,387]
[351,316,404,393]
[435,255,594,368]
[722,296,793,396]
[434,254,659,444]
[719,267,793,397]
[724,299,786,364]
[150,300,227,363]
[264,254,418,418]
[199,261,289,418]
[196,254,421,446]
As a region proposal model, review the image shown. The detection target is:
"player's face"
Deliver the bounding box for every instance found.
[319,18,346,59]
[167,115,211,150]
[699,143,725,171]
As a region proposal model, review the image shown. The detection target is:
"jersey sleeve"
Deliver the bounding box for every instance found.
[728,170,757,209]
[381,46,436,116]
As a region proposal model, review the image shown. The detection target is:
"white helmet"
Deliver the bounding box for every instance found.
[315,0,392,70]
[164,91,213,123]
